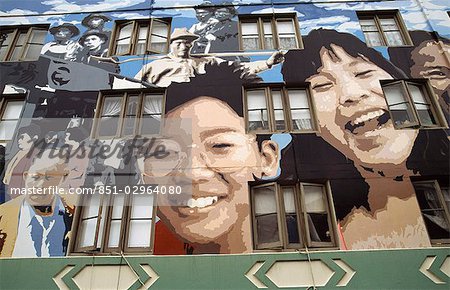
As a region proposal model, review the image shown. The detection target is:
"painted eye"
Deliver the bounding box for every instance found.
[355,70,374,78]
[212,143,232,149]
[312,82,333,92]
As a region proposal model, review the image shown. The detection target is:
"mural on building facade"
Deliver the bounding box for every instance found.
[0,0,449,257]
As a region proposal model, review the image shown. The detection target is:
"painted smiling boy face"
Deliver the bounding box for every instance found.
[140,97,278,245]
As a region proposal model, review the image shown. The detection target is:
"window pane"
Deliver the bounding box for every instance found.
[115,23,133,54]
[278,37,297,50]
[408,84,436,126]
[286,214,300,244]
[3,101,24,119]
[413,182,450,240]
[152,21,169,37]
[97,117,118,137]
[83,196,101,218]
[14,32,27,46]
[276,20,295,34]
[118,23,133,39]
[272,90,285,130]
[359,19,378,32]
[1,31,15,46]
[79,218,97,248]
[29,29,47,44]
[254,186,277,215]
[256,214,279,245]
[138,24,149,40]
[130,195,154,218]
[22,43,42,60]
[108,220,122,248]
[102,96,123,116]
[307,213,331,243]
[247,90,269,131]
[141,94,162,135]
[111,195,125,219]
[291,110,312,130]
[379,18,398,30]
[383,83,417,126]
[363,32,383,47]
[241,22,259,50]
[128,220,152,247]
[288,90,312,130]
[136,25,149,54]
[276,20,297,49]
[122,96,139,136]
[0,120,18,140]
[9,46,23,61]
[282,187,296,213]
[150,35,167,53]
[262,21,274,50]
[303,185,326,212]
[241,21,258,34]
[384,31,405,46]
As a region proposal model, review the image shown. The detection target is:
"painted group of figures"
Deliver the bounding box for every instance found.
[0,6,449,257]
[41,13,112,65]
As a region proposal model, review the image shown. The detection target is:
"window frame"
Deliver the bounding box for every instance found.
[109,18,171,56]
[357,10,412,47]
[92,89,166,139]
[251,181,338,251]
[412,180,450,245]
[238,14,302,51]
[71,194,157,255]
[0,93,26,144]
[0,25,49,62]
[381,79,445,129]
[244,85,318,133]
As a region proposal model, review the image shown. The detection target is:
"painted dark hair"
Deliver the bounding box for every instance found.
[165,61,261,117]
[282,29,406,83]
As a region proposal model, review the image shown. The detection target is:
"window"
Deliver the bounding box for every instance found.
[251,182,337,250]
[111,19,171,56]
[245,87,316,132]
[94,90,165,138]
[0,93,25,145]
[73,194,155,254]
[358,11,410,47]
[412,180,450,244]
[382,80,443,128]
[0,25,48,61]
[239,15,301,50]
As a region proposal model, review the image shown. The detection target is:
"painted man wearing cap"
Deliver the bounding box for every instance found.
[135,28,284,87]
[41,23,81,60]
[76,29,118,72]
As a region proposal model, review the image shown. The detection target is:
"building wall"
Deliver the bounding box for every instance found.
[0,0,449,258]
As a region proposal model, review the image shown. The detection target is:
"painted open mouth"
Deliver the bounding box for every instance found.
[344,109,390,134]
[166,194,226,209]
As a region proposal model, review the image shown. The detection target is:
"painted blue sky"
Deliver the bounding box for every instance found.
[1,0,448,37]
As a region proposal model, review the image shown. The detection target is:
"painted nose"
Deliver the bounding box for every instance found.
[179,150,214,182]
[339,81,368,105]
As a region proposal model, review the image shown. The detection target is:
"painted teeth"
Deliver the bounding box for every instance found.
[354,110,384,125]
[187,196,219,208]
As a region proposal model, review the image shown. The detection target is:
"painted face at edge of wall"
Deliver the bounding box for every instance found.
[411,41,450,95]
[307,44,417,166]
[141,97,278,244]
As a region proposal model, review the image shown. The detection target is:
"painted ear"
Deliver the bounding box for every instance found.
[260,140,279,178]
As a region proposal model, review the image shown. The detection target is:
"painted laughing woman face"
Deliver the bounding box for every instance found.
[283,29,418,170]
[137,64,281,254]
